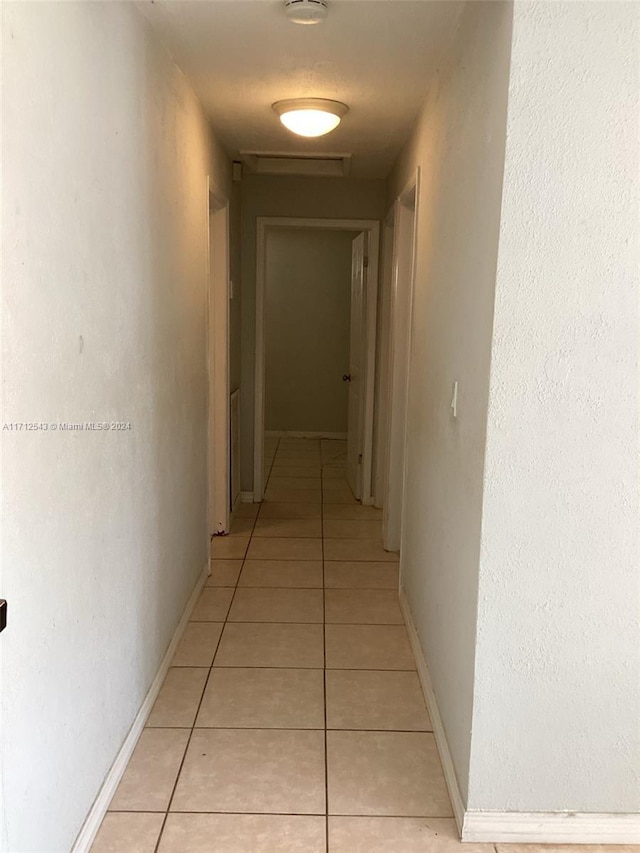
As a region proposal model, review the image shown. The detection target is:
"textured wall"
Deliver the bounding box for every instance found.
[239,175,387,489]
[470,1,640,812]
[388,1,513,803]
[1,3,230,850]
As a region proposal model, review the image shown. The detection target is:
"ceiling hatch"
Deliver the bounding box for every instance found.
[239,151,352,178]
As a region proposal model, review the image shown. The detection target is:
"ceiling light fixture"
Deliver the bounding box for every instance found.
[284,0,328,25]
[272,98,348,138]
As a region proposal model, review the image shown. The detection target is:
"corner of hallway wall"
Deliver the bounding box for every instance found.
[1,3,230,850]
[238,174,388,491]
[469,0,640,815]
[386,0,514,807]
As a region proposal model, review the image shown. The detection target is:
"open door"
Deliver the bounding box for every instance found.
[346,231,367,499]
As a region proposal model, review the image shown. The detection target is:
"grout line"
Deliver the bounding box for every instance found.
[190,620,406,626]
[147,726,434,733]
[320,444,330,853]
[111,809,456,819]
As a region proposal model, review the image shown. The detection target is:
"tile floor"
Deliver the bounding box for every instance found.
[91,439,637,853]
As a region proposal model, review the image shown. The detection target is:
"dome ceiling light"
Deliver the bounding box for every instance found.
[272,98,349,138]
[284,0,328,25]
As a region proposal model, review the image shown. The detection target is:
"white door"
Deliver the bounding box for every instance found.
[346,232,367,498]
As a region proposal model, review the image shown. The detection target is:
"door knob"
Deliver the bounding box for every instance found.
[342,374,352,382]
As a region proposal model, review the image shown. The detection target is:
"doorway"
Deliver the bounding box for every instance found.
[254,217,380,505]
[383,172,419,551]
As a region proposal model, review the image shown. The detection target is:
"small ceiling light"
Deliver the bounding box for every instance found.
[284,0,328,25]
[272,98,348,138]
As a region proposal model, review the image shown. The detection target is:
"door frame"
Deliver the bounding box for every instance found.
[383,170,420,551]
[372,205,396,507]
[207,179,231,535]
[253,216,380,504]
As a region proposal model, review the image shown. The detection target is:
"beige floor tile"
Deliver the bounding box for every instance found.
[90,812,164,853]
[207,559,243,587]
[232,502,260,518]
[324,561,399,590]
[270,466,322,478]
[228,587,324,623]
[171,728,326,814]
[215,622,324,668]
[275,449,321,459]
[211,535,250,559]
[322,491,359,505]
[258,501,322,519]
[322,464,347,475]
[325,625,415,670]
[273,456,322,468]
[172,622,223,667]
[329,817,493,852]
[326,670,431,731]
[191,587,234,621]
[158,814,326,853]
[323,504,383,520]
[109,728,190,812]
[327,731,451,817]
[253,517,322,538]
[324,538,399,562]
[322,479,353,493]
[265,488,322,504]
[268,476,321,491]
[147,667,209,727]
[321,439,347,456]
[239,559,323,588]
[323,519,382,539]
[247,537,323,561]
[229,516,255,535]
[196,667,324,729]
[325,589,404,624]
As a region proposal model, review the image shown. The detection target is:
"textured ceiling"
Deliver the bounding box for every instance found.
[137,1,462,178]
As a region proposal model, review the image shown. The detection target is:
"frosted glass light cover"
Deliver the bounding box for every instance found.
[273,99,348,138]
[279,109,341,137]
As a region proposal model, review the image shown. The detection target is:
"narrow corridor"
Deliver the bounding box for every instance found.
[89,440,632,852]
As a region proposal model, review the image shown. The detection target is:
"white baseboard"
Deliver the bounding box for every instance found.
[265,430,347,440]
[398,587,466,832]
[462,811,640,844]
[399,588,640,846]
[71,562,209,853]
[240,490,255,503]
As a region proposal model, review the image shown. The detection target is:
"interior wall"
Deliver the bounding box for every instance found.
[0,4,230,851]
[265,228,355,434]
[469,0,640,813]
[229,180,242,393]
[239,174,387,489]
[387,0,513,804]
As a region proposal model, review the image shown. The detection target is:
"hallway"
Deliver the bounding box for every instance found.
[90,438,457,851]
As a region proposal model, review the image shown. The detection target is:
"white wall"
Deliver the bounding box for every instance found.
[388,1,513,803]
[240,175,386,489]
[265,228,355,434]
[1,3,230,850]
[469,0,640,813]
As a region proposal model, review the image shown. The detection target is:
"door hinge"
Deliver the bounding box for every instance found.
[0,600,7,633]
[363,256,369,269]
